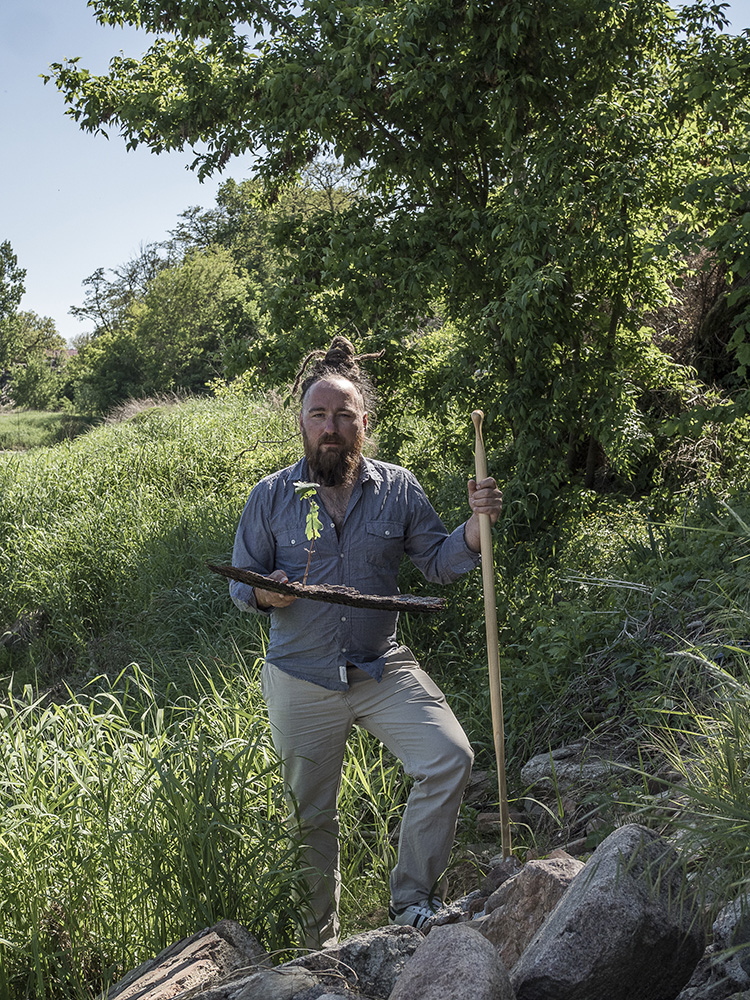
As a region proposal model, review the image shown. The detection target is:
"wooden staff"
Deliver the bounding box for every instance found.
[471,409,511,859]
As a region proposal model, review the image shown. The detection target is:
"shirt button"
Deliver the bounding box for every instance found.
[291,539,296,545]
[330,522,335,528]
[339,553,344,559]
[341,615,347,622]
[385,530,391,536]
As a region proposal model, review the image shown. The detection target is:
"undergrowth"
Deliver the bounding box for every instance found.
[0,410,97,450]
[3,387,750,994]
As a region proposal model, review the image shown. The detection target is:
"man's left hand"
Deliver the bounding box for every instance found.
[465,477,503,552]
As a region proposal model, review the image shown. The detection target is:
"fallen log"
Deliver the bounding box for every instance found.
[207,564,446,613]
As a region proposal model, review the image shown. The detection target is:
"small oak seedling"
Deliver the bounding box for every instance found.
[293,480,323,585]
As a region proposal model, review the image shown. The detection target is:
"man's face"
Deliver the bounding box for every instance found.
[300,377,368,487]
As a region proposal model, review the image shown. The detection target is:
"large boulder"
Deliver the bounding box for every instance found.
[511,824,706,1000]
[189,966,319,1000]
[476,853,584,968]
[520,743,614,792]
[389,923,515,1000]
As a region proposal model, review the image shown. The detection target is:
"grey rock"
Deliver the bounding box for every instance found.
[286,926,422,999]
[715,894,750,977]
[428,891,485,926]
[481,856,523,896]
[678,897,750,1000]
[520,743,615,792]
[478,854,584,968]
[389,923,515,1000]
[102,919,269,1000]
[195,967,319,1000]
[511,823,705,1000]
[294,989,368,1000]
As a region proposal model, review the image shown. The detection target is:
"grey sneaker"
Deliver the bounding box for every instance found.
[388,899,440,930]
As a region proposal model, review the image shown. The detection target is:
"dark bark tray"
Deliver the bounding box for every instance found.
[208,564,446,613]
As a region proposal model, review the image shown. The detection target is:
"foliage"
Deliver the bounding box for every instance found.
[6,390,750,993]
[0,250,69,409]
[0,241,25,326]
[46,0,750,494]
[0,661,308,998]
[0,391,299,681]
[0,410,97,451]
[70,244,169,338]
[5,312,69,410]
[68,248,263,413]
[293,480,323,585]
[653,662,750,897]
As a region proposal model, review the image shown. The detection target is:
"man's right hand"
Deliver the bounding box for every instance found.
[254,570,298,610]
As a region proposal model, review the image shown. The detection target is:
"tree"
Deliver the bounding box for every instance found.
[5,311,68,408]
[71,243,170,339]
[69,246,262,412]
[0,241,27,378]
[0,241,25,322]
[48,0,750,489]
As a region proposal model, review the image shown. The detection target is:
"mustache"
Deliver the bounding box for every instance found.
[319,434,344,445]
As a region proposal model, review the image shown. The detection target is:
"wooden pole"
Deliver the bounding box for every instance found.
[471,409,512,859]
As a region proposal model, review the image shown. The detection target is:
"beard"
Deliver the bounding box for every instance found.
[303,427,364,487]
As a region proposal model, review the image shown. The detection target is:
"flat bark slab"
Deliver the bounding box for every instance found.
[208,563,446,613]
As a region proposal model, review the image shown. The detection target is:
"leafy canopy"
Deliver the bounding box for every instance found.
[47,1,750,489]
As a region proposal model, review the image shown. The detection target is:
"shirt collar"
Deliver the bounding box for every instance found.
[360,456,383,487]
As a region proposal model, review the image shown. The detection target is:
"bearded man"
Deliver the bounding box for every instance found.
[230,338,502,948]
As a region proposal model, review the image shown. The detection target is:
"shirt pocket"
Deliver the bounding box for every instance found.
[365,520,405,569]
[275,528,310,578]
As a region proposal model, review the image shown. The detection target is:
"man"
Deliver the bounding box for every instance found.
[230,351,502,948]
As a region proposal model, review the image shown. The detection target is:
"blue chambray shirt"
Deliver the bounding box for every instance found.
[230,456,480,690]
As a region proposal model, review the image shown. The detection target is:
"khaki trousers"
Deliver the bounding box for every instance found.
[261,660,474,949]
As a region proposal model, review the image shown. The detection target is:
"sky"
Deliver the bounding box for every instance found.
[1,1,750,346]
[0,0,258,345]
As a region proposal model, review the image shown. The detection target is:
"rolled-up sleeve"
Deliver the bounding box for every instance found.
[404,477,480,583]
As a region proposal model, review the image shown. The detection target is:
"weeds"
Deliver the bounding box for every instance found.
[5,388,750,994]
[0,659,308,998]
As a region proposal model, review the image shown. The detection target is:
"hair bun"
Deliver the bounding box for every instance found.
[292,335,384,417]
[324,336,356,367]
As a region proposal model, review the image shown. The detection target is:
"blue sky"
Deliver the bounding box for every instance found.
[1,0,749,345]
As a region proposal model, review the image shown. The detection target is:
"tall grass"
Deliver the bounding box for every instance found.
[0,411,97,451]
[6,386,750,994]
[0,657,309,999]
[0,390,300,687]
[644,504,750,903]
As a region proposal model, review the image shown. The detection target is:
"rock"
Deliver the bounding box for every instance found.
[102,919,269,1000]
[477,853,584,968]
[463,768,492,805]
[511,824,706,1000]
[715,895,750,977]
[285,925,423,998]
[429,891,485,926]
[294,988,368,1000]
[389,923,515,1000]
[520,743,614,791]
[479,856,523,896]
[678,895,750,1000]
[519,744,621,841]
[191,967,319,1000]
[676,945,750,1000]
